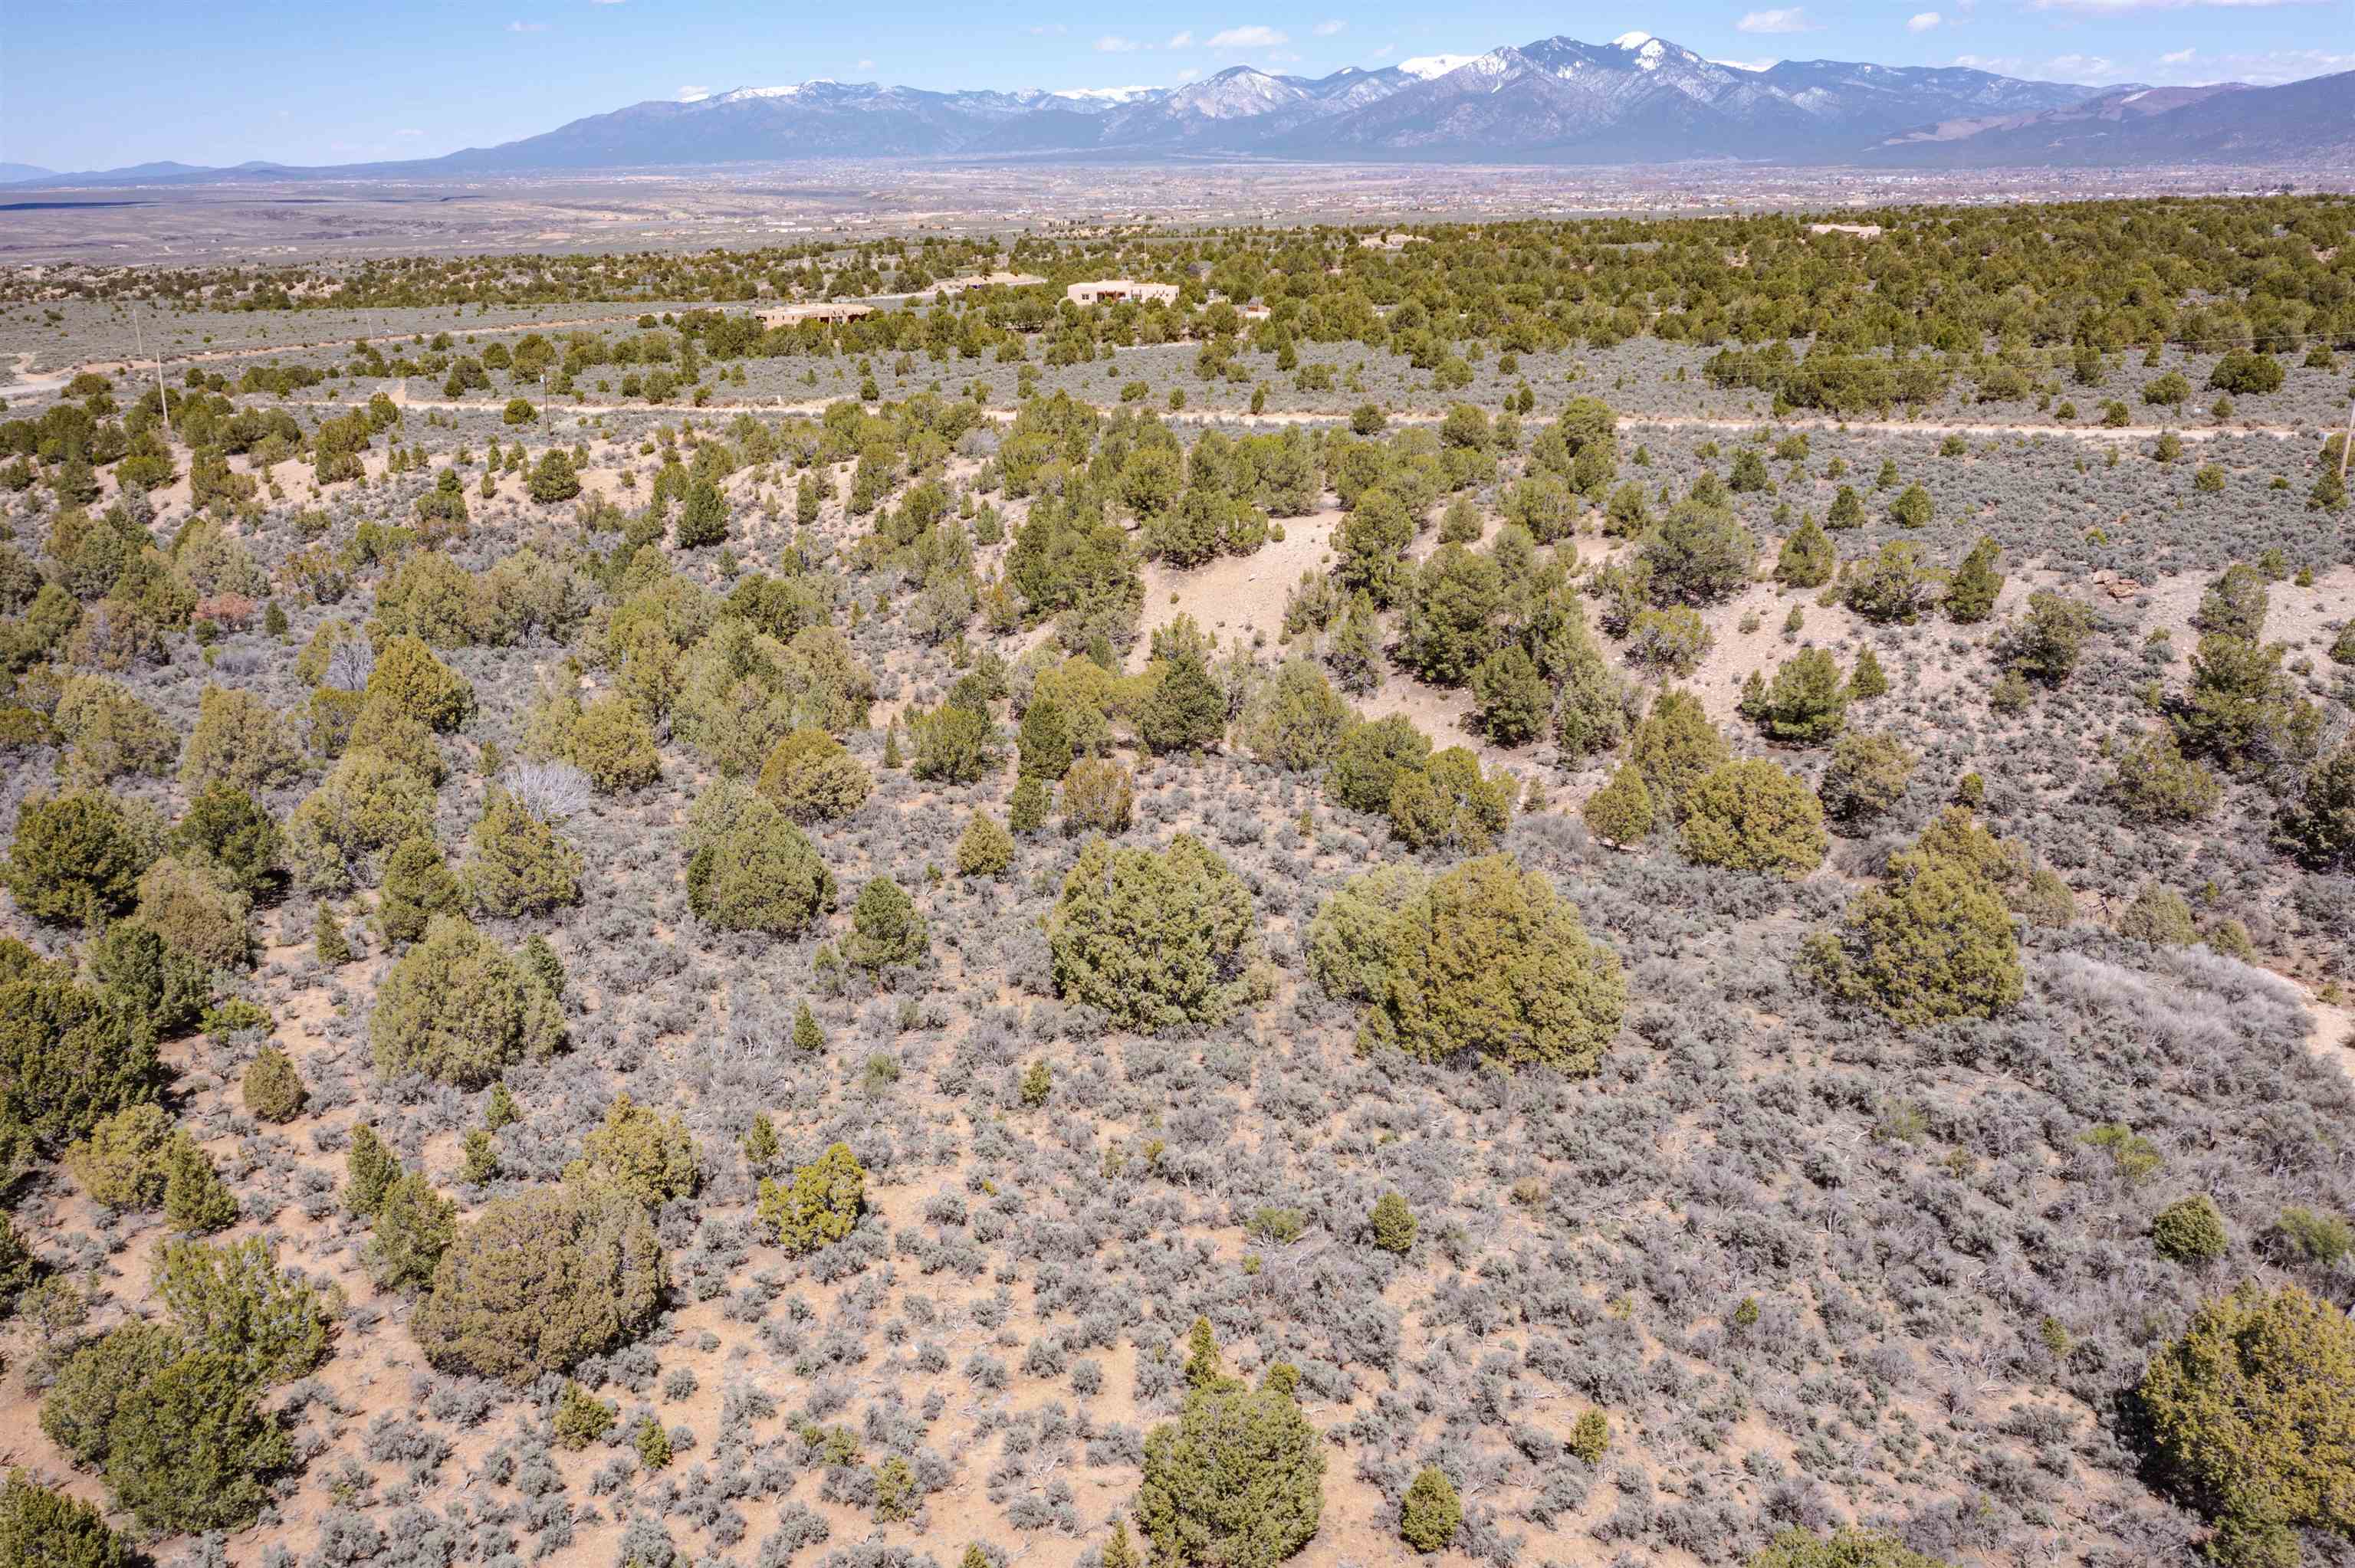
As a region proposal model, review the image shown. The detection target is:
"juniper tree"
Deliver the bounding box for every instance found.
[1581,763,1654,847]
[1679,760,1828,879]
[371,915,564,1087]
[758,1142,866,1255]
[1358,854,1624,1074]
[2139,1281,2355,1559]
[1048,835,1256,1032]
[1138,1359,1325,1568]
[1944,536,2003,622]
[410,1183,665,1383]
[1400,1467,1461,1553]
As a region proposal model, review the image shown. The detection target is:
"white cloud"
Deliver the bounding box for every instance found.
[1907,11,1942,30]
[1167,29,1194,46]
[505,21,547,32]
[2160,44,2352,77]
[2045,51,2133,79]
[1312,18,1345,35]
[588,0,625,5]
[1371,42,1393,57]
[1027,22,1066,35]
[1951,51,2021,70]
[1096,34,1140,51]
[856,58,874,69]
[678,85,710,100]
[1737,8,1816,33]
[1207,25,1288,48]
[394,127,425,136]
[1176,67,1200,79]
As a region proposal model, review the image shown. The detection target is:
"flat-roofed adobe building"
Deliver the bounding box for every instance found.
[1065,280,1179,307]
[754,302,876,326]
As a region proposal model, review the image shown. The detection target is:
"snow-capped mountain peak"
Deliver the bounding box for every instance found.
[1168,66,1310,117]
[1048,84,1164,105]
[434,34,2159,171]
[1399,54,1478,80]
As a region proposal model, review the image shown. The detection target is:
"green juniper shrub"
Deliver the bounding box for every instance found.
[64,1103,175,1212]
[564,1092,699,1208]
[758,1141,866,1255]
[1020,1060,1053,1108]
[1818,732,1916,825]
[1400,1466,1461,1554]
[2273,742,2355,870]
[757,727,872,823]
[1347,853,1624,1074]
[161,1131,238,1233]
[2153,1194,2230,1264]
[168,782,286,897]
[682,782,836,936]
[2108,729,2225,823]
[1370,1192,1417,1255]
[846,876,929,975]
[955,810,1015,878]
[2117,882,2199,946]
[41,1324,294,1534]
[1137,1340,1324,1568]
[1678,760,1828,880]
[1008,775,1050,835]
[313,901,354,964]
[367,1170,459,1289]
[153,1235,328,1383]
[2138,1281,2355,1558]
[461,786,583,919]
[1747,648,1848,743]
[346,1124,402,1216]
[370,914,564,1086]
[460,1128,501,1184]
[409,1182,665,1383]
[1047,835,1256,1032]
[377,833,463,946]
[1801,835,2023,1028]
[2,979,160,1153]
[1581,763,1654,847]
[1059,757,1136,836]
[1749,1529,1952,1568]
[553,1381,618,1449]
[0,1215,39,1316]
[1627,689,1730,820]
[0,1468,132,1568]
[2,791,154,928]
[87,920,208,1042]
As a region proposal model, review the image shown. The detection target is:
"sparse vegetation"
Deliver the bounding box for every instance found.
[0,195,2347,1568]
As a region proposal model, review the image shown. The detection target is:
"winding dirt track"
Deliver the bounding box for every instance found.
[383,383,2304,444]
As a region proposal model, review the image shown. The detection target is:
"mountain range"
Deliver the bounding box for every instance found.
[11,33,2352,183]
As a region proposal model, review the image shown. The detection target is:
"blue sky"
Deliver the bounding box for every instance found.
[4,0,2347,172]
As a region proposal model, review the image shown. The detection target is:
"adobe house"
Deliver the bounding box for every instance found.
[754,302,876,326]
[1065,280,1180,307]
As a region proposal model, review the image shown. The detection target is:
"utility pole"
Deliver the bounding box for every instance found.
[131,300,172,441]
